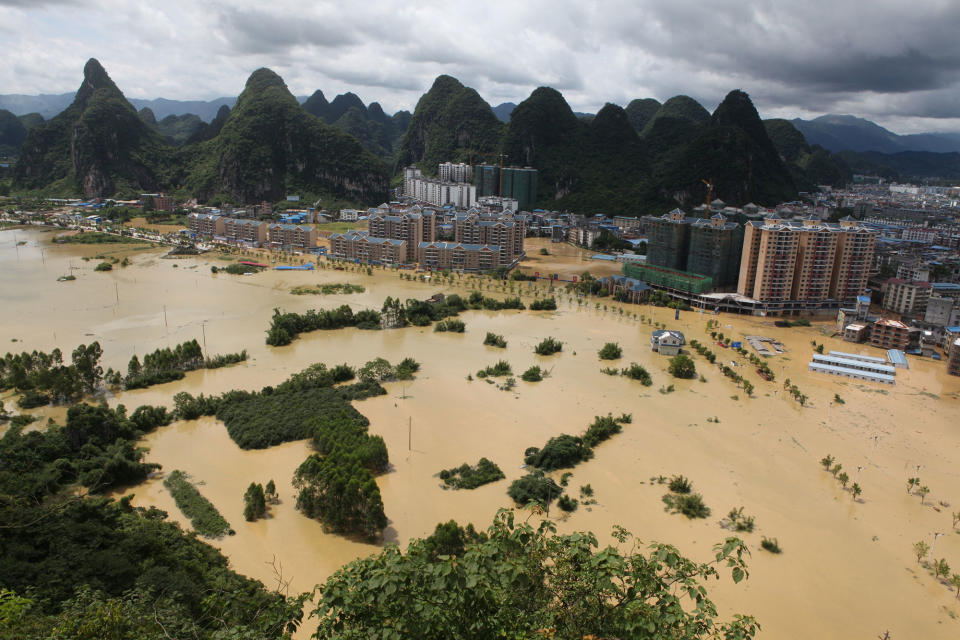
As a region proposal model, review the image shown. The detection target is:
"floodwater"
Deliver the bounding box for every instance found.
[3,226,960,639]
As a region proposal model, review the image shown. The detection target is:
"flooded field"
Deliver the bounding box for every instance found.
[3,226,960,639]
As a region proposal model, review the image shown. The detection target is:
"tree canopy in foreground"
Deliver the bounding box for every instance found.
[311,510,758,640]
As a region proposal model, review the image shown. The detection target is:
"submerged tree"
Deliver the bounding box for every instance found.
[243,482,267,521]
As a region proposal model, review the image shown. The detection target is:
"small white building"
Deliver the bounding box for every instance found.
[651,330,685,356]
[339,208,360,222]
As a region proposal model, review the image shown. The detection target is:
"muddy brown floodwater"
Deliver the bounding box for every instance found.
[3,227,960,639]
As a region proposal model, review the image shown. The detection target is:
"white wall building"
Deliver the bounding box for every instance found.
[439,162,472,183]
[406,176,476,209]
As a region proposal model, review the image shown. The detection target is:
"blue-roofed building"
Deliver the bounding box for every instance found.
[605,275,652,303]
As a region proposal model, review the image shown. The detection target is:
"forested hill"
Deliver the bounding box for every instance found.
[181,68,389,204]
[14,59,174,198]
[394,75,505,175]
[11,59,389,204]
[303,89,410,160]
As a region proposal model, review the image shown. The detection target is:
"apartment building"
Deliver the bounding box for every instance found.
[405,176,476,208]
[367,208,437,263]
[883,279,932,317]
[924,296,960,327]
[439,162,472,183]
[454,211,526,266]
[737,215,876,308]
[645,210,743,289]
[268,224,318,250]
[870,318,910,350]
[329,230,407,264]
[219,218,268,246]
[417,241,500,271]
[187,212,220,237]
[949,339,960,377]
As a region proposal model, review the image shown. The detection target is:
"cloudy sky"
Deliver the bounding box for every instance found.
[2,0,959,133]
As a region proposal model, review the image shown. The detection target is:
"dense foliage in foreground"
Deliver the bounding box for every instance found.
[311,510,757,640]
[0,400,303,638]
[0,402,170,500]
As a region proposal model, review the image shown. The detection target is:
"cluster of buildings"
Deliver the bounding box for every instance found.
[401,163,538,211]
[329,203,526,270]
[186,213,318,251]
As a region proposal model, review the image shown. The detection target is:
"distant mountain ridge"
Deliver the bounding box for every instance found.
[792,114,960,154]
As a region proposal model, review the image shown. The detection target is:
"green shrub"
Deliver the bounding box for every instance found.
[524,434,591,470]
[435,319,466,333]
[668,354,696,379]
[530,297,557,311]
[534,337,563,356]
[557,495,578,512]
[761,537,782,553]
[621,363,652,386]
[662,492,711,519]
[507,471,562,506]
[598,343,622,360]
[478,360,512,377]
[521,366,544,382]
[94,262,113,272]
[668,475,692,494]
[483,332,507,348]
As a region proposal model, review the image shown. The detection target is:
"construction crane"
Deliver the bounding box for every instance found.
[702,179,714,212]
[499,153,509,195]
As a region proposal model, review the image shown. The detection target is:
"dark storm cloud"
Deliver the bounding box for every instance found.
[2,0,960,132]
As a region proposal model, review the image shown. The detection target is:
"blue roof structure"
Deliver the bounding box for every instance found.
[887,350,908,368]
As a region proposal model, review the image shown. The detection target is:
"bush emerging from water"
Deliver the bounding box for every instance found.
[483,332,507,348]
[507,471,563,506]
[557,495,579,512]
[438,458,505,490]
[621,363,652,386]
[668,475,692,494]
[94,261,113,272]
[662,492,711,519]
[598,342,622,360]
[435,319,466,333]
[761,537,782,553]
[521,366,545,382]
[530,297,558,311]
[534,337,563,356]
[477,360,512,378]
[668,354,697,379]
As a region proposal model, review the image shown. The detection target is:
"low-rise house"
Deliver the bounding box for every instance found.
[651,329,685,356]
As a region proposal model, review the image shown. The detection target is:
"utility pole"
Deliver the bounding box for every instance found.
[201,322,207,356]
[408,417,412,451]
[163,305,168,327]
[930,532,944,562]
